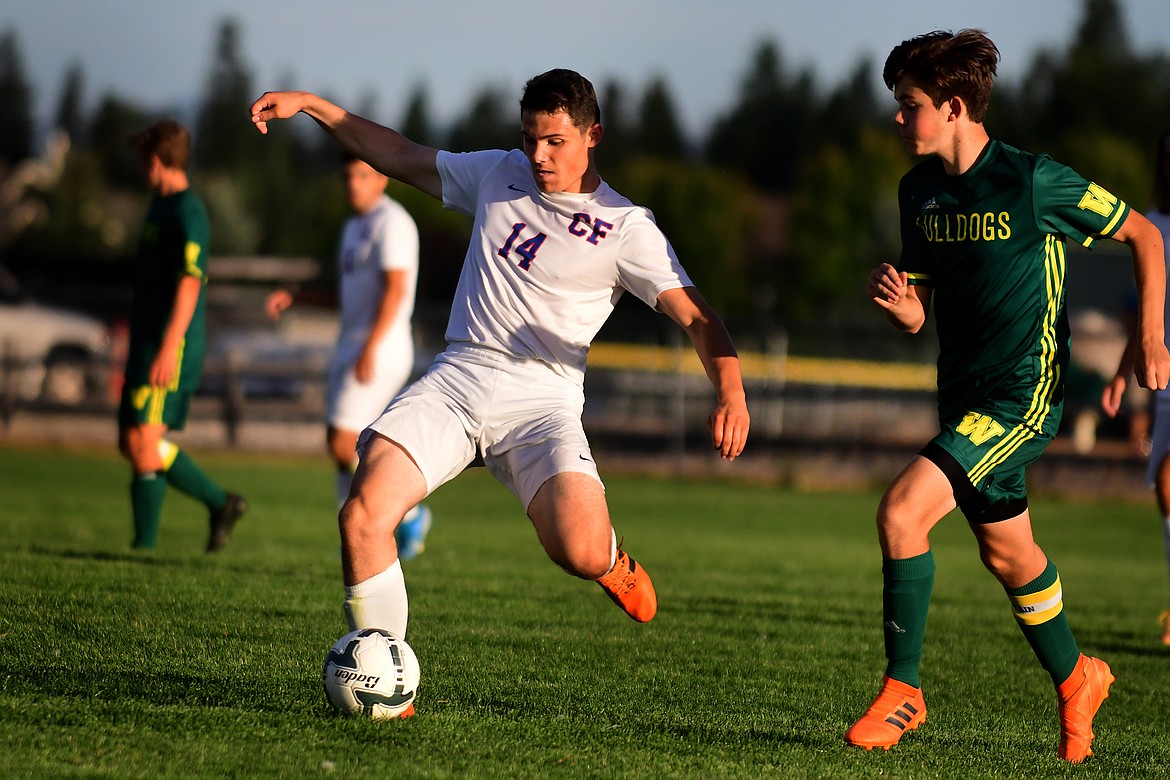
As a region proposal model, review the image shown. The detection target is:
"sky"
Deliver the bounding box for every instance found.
[7,0,1170,144]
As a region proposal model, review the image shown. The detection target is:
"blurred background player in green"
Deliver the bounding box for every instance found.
[1101,128,1170,645]
[849,30,1169,763]
[118,119,246,552]
[266,155,432,559]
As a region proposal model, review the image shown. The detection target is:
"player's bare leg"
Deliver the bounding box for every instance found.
[340,433,427,637]
[971,509,1109,762]
[968,510,1047,589]
[333,425,431,560]
[875,456,956,560]
[847,457,952,750]
[528,472,656,622]
[121,421,168,473]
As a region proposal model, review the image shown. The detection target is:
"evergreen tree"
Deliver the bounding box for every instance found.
[0,28,35,167]
[817,60,883,149]
[705,41,817,192]
[400,84,435,147]
[636,76,687,159]
[53,62,87,145]
[992,0,1170,198]
[195,18,261,171]
[597,80,636,165]
[88,92,151,188]
[446,85,516,152]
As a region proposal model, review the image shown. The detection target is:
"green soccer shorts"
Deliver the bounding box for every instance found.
[118,383,193,431]
[920,404,1059,524]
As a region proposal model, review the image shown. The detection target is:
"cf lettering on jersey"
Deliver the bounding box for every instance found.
[497,213,615,272]
[568,212,614,245]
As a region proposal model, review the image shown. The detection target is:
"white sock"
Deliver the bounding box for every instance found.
[344,560,408,638]
[607,528,617,572]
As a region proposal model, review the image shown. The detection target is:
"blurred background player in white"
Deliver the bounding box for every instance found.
[266,154,432,559]
[1102,128,1170,645]
[250,69,749,667]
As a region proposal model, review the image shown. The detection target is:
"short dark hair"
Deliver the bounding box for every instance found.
[520,69,601,129]
[132,119,191,171]
[883,29,999,122]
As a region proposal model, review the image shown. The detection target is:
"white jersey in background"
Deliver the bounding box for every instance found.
[436,149,693,384]
[337,193,419,347]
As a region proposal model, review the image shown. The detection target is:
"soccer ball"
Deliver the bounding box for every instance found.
[322,628,420,719]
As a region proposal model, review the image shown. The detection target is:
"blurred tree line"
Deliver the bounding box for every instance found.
[1,0,1168,355]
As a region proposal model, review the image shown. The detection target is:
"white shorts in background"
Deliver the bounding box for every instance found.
[360,344,602,510]
[327,335,414,433]
[1149,396,1170,486]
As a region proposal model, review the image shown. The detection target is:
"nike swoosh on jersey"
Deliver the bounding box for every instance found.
[508,184,526,193]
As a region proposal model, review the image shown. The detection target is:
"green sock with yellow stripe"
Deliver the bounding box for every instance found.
[1006,558,1080,685]
[160,440,228,511]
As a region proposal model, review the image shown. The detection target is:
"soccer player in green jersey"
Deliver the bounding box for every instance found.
[845,30,1170,763]
[118,119,246,553]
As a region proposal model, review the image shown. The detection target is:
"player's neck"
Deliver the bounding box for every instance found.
[154,169,189,197]
[558,167,602,195]
[939,126,990,176]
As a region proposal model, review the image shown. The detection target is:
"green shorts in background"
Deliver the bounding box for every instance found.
[118,384,193,431]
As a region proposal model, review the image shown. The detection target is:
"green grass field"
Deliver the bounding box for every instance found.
[1,443,1168,779]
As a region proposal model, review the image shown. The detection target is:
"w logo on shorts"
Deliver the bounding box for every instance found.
[956,411,1006,446]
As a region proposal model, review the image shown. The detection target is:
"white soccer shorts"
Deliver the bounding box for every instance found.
[362,344,602,509]
[327,335,414,433]
[1148,395,1170,486]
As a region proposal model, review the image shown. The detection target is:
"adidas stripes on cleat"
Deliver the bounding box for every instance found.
[596,548,657,623]
[1057,654,1114,763]
[844,676,927,751]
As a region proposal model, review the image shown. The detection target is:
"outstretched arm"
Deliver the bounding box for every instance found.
[249,91,442,200]
[1112,210,1170,391]
[656,286,750,461]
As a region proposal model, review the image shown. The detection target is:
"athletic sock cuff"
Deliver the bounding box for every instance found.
[346,560,404,599]
[883,551,936,580]
[1008,558,1058,597]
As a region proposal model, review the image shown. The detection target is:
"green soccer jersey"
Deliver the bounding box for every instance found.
[125,188,211,392]
[899,139,1129,428]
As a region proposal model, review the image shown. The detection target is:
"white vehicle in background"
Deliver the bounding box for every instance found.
[0,263,111,406]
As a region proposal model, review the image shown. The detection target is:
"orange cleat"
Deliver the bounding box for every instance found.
[1160,611,1170,647]
[844,676,927,751]
[1057,654,1114,763]
[596,548,657,622]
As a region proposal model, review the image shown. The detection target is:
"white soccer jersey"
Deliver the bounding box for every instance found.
[437,149,692,384]
[337,194,419,345]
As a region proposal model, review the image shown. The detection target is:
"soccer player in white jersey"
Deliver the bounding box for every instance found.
[251,70,750,706]
[267,155,433,558]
